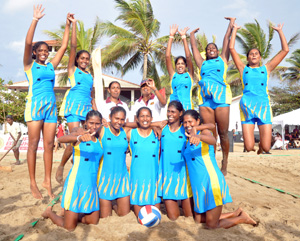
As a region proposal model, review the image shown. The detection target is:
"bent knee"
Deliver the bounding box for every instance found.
[205,222,218,229]
[167,213,179,221]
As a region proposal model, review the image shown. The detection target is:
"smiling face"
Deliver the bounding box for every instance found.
[175,57,187,74]
[76,52,90,71]
[34,44,49,63]
[140,84,151,97]
[247,48,261,67]
[167,105,182,125]
[136,108,152,129]
[206,43,219,60]
[110,111,125,131]
[85,115,101,134]
[183,114,200,134]
[108,82,121,99]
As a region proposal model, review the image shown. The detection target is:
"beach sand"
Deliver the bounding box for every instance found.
[0,143,299,241]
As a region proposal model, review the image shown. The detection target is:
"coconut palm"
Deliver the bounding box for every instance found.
[43,18,103,85]
[282,49,300,83]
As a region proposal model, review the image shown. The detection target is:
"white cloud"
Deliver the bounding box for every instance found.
[6,40,24,55]
[3,0,51,13]
[222,0,260,20]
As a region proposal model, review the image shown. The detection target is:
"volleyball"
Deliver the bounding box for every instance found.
[138,205,161,228]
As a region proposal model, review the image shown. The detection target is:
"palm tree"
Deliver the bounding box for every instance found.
[282,49,300,83]
[43,18,103,85]
[100,0,168,89]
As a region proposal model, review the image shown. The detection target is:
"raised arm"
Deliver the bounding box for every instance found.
[67,15,77,76]
[166,24,178,79]
[229,23,245,75]
[24,5,45,70]
[51,13,72,69]
[190,28,204,69]
[178,27,194,77]
[220,17,236,64]
[266,23,289,73]
[147,78,167,106]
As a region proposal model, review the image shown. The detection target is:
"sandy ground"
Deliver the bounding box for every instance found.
[0,143,300,241]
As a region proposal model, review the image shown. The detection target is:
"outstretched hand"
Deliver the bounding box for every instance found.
[33,4,45,20]
[233,23,241,30]
[170,24,178,36]
[190,28,200,35]
[78,131,96,142]
[178,27,190,36]
[272,23,284,32]
[67,13,76,25]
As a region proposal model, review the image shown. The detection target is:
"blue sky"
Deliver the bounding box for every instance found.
[0,0,299,88]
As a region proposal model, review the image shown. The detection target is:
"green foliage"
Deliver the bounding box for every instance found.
[0,78,27,124]
[271,84,300,116]
[282,49,300,82]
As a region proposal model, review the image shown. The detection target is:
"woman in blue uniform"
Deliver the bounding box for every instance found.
[42,110,103,231]
[183,110,257,228]
[56,15,96,185]
[97,106,130,218]
[128,107,161,217]
[229,22,289,154]
[166,25,194,110]
[190,17,236,176]
[23,5,72,199]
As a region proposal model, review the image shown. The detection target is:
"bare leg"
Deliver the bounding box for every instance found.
[81,210,100,225]
[258,124,272,154]
[133,205,142,217]
[181,197,193,217]
[115,196,130,216]
[27,120,43,199]
[242,124,256,152]
[199,106,216,139]
[41,122,56,198]
[164,200,180,221]
[99,199,112,218]
[215,106,230,176]
[55,122,80,184]
[13,148,21,164]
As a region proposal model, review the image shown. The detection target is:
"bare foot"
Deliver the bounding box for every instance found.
[221,160,227,176]
[14,160,21,165]
[42,181,55,199]
[240,211,257,226]
[30,183,43,200]
[55,166,64,185]
[234,207,243,217]
[42,206,52,219]
[58,207,65,217]
[257,143,263,155]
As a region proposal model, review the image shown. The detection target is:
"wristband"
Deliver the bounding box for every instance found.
[33,17,39,21]
[181,35,186,39]
[169,36,174,39]
[153,88,158,92]
[77,135,82,142]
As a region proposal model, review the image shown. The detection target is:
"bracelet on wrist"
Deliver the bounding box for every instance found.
[77,135,82,142]
[181,35,186,39]
[169,36,174,39]
[33,17,39,21]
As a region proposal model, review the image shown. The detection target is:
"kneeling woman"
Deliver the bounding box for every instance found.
[183,110,257,228]
[43,110,103,231]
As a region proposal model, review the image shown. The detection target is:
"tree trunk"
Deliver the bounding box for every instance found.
[143,53,148,80]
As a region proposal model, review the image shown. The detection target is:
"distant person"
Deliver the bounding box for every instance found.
[5,115,22,165]
[131,78,166,122]
[54,120,66,153]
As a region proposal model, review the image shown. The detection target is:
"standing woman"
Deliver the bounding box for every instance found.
[56,15,96,184]
[229,22,289,154]
[42,110,103,231]
[183,110,257,228]
[128,107,161,217]
[166,25,194,110]
[97,106,130,218]
[23,5,72,199]
[190,17,236,175]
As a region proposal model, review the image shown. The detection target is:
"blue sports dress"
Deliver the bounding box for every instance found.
[158,125,192,200]
[240,65,272,125]
[129,129,161,206]
[59,67,93,123]
[170,72,194,110]
[183,131,232,213]
[24,61,57,123]
[61,138,103,213]
[199,56,232,108]
[97,127,130,200]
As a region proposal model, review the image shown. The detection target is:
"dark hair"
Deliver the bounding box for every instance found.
[183,109,202,124]
[175,56,187,66]
[108,81,121,89]
[32,41,49,59]
[136,107,152,118]
[86,110,102,122]
[110,106,126,118]
[75,50,90,67]
[246,48,261,58]
[205,43,218,60]
[6,115,13,120]
[168,101,184,123]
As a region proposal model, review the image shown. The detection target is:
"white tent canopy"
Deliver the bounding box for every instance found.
[273,108,300,127]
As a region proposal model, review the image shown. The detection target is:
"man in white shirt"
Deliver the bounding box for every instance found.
[131,78,167,122]
[5,115,22,165]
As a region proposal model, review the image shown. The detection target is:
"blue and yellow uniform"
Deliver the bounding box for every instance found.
[59,67,93,123]
[61,138,103,213]
[183,131,232,213]
[199,56,232,109]
[240,65,272,125]
[170,72,193,110]
[97,127,130,200]
[158,125,192,200]
[129,129,160,206]
[24,61,57,123]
